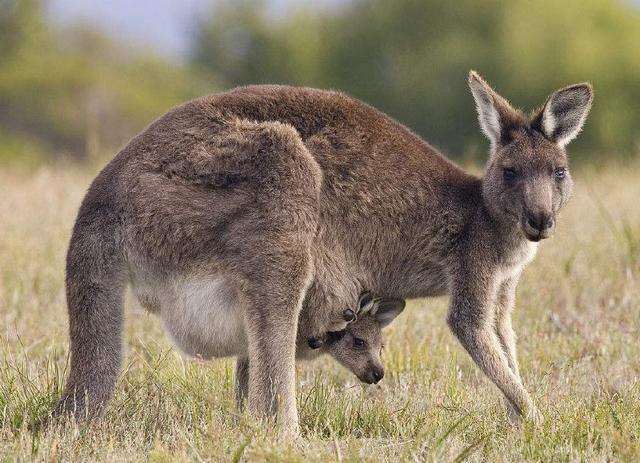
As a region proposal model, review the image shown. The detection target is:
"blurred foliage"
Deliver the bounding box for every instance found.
[1,0,639,164]
[0,0,212,164]
[193,0,640,159]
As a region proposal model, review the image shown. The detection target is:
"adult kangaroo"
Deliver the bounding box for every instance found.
[54,71,592,434]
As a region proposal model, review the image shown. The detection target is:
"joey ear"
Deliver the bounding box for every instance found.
[373,298,405,328]
[358,292,373,311]
[468,71,522,149]
[532,83,593,148]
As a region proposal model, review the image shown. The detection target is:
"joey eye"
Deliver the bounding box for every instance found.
[353,337,365,348]
[554,167,567,180]
[503,168,518,183]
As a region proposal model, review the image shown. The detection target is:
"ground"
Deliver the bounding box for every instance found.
[1,160,639,461]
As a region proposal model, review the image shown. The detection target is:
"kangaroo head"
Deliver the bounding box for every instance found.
[468,71,593,242]
[324,297,405,384]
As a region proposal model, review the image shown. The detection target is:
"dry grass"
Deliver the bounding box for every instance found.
[1,160,639,461]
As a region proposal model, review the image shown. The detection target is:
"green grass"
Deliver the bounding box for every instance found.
[1,160,639,461]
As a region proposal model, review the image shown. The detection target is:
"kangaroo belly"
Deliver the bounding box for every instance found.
[132,273,247,359]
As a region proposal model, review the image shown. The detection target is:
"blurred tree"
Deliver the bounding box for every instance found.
[0,0,212,164]
[192,0,640,159]
[192,1,329,86]
[1,0,637,164]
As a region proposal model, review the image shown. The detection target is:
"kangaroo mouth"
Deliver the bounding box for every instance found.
[522,227,553,242]
[358,374,377,384]
[358,369,384,384]
[521,219,554,242]
[524,230,544,242]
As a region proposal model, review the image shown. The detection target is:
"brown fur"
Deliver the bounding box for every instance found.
[53,72,592,434]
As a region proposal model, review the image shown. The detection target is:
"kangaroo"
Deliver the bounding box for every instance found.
[53,71,592,434]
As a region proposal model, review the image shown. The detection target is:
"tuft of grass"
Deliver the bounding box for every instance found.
[1,159,639,461]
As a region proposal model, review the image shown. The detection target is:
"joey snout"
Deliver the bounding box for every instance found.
[362,364,384,384]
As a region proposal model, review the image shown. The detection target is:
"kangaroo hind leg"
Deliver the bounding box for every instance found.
[218,119,320,436]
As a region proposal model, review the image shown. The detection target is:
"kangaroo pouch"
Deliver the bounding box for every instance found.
[132,273,247,359]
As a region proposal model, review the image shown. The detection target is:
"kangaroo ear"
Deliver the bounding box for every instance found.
[468,71,522,149]
[358,292,373,311]
[373,298,405,328]
[532,83,593,148]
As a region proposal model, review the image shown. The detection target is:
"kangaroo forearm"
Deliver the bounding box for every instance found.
[494,276,521,379]
[451,322,533,415]
[448,267,536,420]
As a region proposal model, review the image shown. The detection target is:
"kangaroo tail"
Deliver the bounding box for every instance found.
[52,199,126,422]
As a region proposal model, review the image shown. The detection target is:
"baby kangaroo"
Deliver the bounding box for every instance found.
[235,295,405,408]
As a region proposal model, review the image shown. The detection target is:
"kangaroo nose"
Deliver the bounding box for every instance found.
[372,368,384,383]
[527,214,554,232]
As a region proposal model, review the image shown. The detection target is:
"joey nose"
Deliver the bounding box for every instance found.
[371,368,384,383]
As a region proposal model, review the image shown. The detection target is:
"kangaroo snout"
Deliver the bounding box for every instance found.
[523,212,555,241]
[363,365,384,384]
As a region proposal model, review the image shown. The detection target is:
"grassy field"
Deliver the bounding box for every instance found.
[1,160,639,462]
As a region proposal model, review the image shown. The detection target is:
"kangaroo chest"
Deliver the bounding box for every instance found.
[499,240,539,279]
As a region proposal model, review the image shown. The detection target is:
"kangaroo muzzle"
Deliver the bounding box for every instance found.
[522,211,555,241]
[522,178,555,241]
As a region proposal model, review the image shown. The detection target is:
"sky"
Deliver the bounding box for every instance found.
[47,0,346,61]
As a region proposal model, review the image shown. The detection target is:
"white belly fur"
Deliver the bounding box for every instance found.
[132,273,247,359]
[502,241,539,279]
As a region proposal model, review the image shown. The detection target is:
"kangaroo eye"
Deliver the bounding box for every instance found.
[503,168,518,183]
[353,337,365,348]
[554,167,567,180]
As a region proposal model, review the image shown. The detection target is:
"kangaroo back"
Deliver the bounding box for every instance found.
[53,173,126,421]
